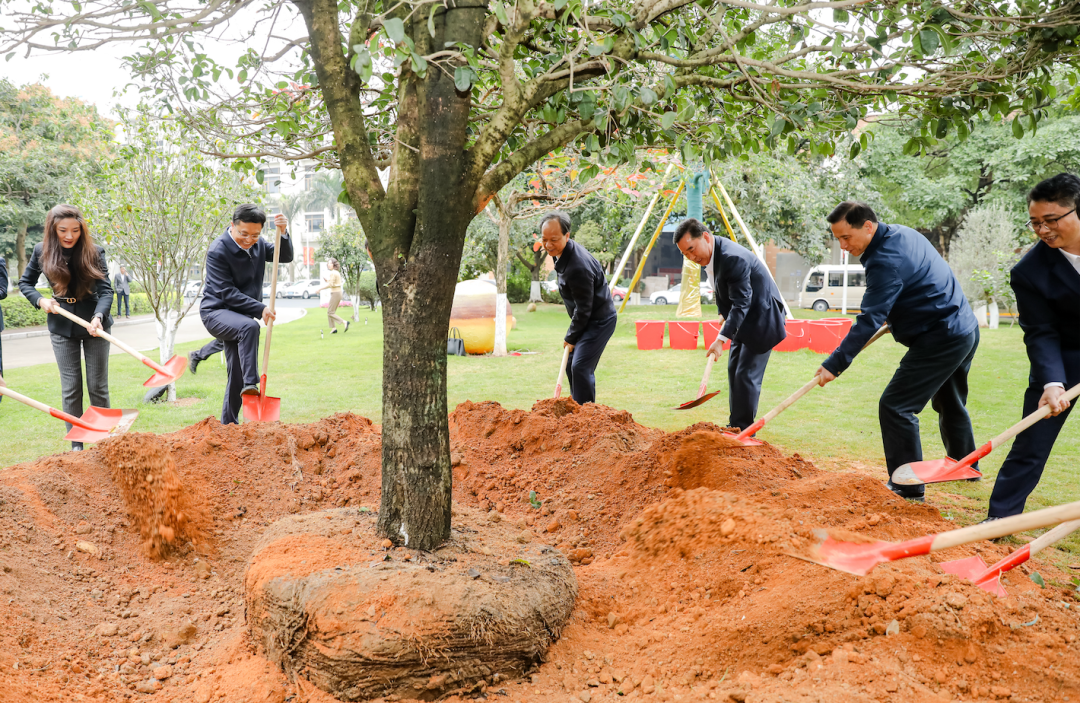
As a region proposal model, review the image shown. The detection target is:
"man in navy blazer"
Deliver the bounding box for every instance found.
[674,218,787,430]
[986,174,1080,520]
[201,204,293,424]
[816,202,979,501]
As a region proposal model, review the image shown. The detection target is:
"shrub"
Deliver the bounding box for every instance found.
[506,266,531,304]
[1,292,157,328]
[355,271,380,310]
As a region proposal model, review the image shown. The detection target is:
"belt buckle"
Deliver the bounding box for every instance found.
[60,297,76,304]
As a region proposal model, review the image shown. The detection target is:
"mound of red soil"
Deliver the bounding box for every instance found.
[0,400,1076,703]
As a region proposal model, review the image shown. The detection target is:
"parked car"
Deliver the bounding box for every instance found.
[649,282,714,305]
[281,279,322,299]
[798,264,865,312]
[610,285,628,301]
[183,280,203,298]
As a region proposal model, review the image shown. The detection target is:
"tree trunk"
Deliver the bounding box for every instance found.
[156,312,180,402]
[16,219,28,279]
[493,217,510,356]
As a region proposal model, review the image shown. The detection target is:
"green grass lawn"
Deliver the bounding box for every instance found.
[2,302,1077,555]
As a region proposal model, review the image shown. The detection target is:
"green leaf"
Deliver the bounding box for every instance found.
[410,51,428,76]
[428,4,438,38]
[769,115,786,139]
[255,170,265,185]
[588,43,606,56]
[1030,571,1045,588]
[919,28,939,54]
[493,3,509,26]
[833,8,848,22]
[639,87,658,105]
[1012,117,1024,139]
[384,18,406,44]
[661,111,677,130]
[849,141,861,159]
[454,66,473,92]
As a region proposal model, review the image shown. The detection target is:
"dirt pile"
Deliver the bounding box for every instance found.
[98,434,209,558]
[0,400,1075,702]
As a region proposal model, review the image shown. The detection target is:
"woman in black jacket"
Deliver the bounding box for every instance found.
[19,204,114,451]
[541,210,618,405]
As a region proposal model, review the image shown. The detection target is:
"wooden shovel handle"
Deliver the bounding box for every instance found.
[862,323,891,350]
[261,228,284,377]
[49,305,150,364]
[698,354,715,398]
[554,345,571,398]
[0,386,92,429]
[1026,518,1080,558]
[990,382,1080,449]
[932,500,1080,552]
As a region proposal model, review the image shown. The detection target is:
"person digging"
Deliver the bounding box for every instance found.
[200,204,293,424]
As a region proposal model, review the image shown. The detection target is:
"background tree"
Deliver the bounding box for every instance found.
[77,109,258,401]
[948,205,1024,323]
[0,79,113,276]
[858,108,1080,256]
[6,0,1078,549]
[318,217,373,320]
[273,191,313,283]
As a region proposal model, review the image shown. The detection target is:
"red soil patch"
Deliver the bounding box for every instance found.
[0,401,1075,702]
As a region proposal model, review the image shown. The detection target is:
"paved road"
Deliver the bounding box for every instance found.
[1,298,314,370]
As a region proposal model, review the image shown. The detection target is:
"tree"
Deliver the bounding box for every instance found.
[0,80,113,276]
[273,191,313,282]
[77,109,259,400]
[317,217,372,320]
[6,0,1078,550]
[858,108,1080,256]
[948,205,1023,322]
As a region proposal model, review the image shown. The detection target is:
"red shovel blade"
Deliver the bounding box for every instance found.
[804,532,935,576]
[719,418,766,446]
[142,355,188,388]
[674,390,722,410]
[63,407,139,443]
[939,555,990,581]
[891,458,982,486]
[242,376,280,422]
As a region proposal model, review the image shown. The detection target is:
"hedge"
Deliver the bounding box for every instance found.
[1,293,155,329]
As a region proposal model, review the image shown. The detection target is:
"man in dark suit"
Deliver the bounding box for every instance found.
[674,218,787,431]
[113,266,133,318]
[200,204,292,424]
[542,211,618,405]
[816,202,979,502]
[986,173,1080,520]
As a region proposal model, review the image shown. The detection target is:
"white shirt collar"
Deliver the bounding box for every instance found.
[1060,247,1080,274]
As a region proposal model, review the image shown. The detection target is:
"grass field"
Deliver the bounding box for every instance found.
[2,302,1077,554]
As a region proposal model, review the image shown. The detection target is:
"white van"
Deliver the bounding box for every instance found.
[799,264,866,312]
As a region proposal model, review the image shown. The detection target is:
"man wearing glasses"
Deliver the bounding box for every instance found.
[985,173,1080,521]
[201,204,293,424]
[815,202,979,502]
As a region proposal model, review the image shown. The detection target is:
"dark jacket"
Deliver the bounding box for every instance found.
[555,239,617,345]
[1010,241,1080,387]
[19,242,114,338]
[0,256,7,332]
[200,227,293,319]
[113,272,132,295]
[823,222,977,376]
[709,236,787,354]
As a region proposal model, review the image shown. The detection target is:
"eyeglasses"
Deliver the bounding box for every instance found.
[1027,208,1076,232]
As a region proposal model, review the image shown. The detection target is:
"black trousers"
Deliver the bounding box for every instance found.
[115,291,130,317]
[988,348,1079,517]
[202,309,261,424]
[49,330,111,431]
[880,328,980,493]
[566,314,617,405]
[192,338,225,362]
[727,340,772,431]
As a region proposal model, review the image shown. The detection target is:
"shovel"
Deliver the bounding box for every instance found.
[0,386,138,443]
[801,499,1080,576]
[242,228,283,422]
[940,519,1080,597]
[554,345,570,399]
[892,382,1080,486]
[50,306,186,387]
[675,353,722,410]
[722,324,891,446]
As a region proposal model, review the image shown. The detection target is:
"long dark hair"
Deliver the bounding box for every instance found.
[42,204,106,299]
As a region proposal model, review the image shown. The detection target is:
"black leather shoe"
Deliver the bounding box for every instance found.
[886,480,925,503]
[344,321,350,333]
[979,516,1007,542]
[188,352,201,375]
[70,442,84,452]
[241,384,260,396]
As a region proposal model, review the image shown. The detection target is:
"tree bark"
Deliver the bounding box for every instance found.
[156,313,179,402]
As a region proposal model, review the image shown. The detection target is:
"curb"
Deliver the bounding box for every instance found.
[1,315,155,341]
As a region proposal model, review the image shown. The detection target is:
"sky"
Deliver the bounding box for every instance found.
[0,43,138,117]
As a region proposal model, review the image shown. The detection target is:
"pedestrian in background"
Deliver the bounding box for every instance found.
[18,204,114,451]
[318,258,349,334]
[113,266,132,318]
